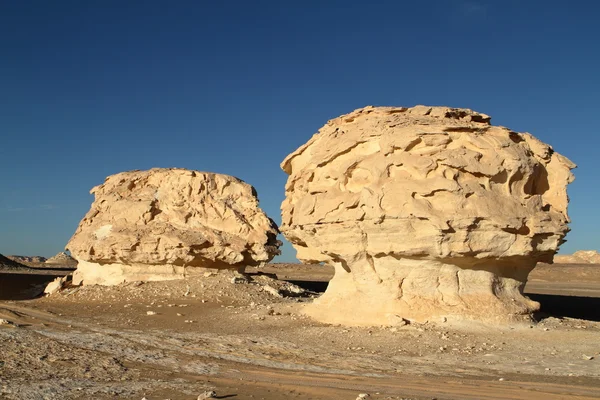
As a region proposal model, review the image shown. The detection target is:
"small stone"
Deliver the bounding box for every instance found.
[583,355,594,360]
[231,275,248,284]
[394,315,409,326]
[286,284,305,294]
[0,319,10,325]
[44,276,67,294]
[263,285,282,297]
[197,390,217,399]
[356,394,370,400]
[146,311,157,316]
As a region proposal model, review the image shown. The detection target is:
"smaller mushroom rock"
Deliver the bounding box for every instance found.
[67,168,280,285]
[280,105,575,325]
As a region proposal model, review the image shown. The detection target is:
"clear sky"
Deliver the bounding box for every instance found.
[1,1,598,261]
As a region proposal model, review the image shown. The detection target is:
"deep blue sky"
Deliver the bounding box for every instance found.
[1,1,598,260]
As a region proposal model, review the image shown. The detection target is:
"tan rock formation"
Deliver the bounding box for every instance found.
[68,168,281,285]
[44,276,67,294]
[281,105,575,325]
[554,250,600,264]
[45,252,77,266]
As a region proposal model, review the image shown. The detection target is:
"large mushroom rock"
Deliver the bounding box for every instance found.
[68,168,281,285]
[281,105,576,326]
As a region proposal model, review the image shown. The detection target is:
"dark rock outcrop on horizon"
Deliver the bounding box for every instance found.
[0,254,36,273]
[6,255,47,266]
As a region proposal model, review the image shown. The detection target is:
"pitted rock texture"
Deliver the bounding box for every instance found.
[555,250,600,264]
[281,105,575,325]
[68,168,280,285]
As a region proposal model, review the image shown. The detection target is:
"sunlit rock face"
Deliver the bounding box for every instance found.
[281,105,575,325]
[68,168,280,285]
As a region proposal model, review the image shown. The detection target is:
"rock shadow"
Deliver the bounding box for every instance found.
[529,293,600,322]
[0,273,61,300]
[285,280,328,293]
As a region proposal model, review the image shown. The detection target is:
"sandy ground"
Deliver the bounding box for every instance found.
[0,263,599,400]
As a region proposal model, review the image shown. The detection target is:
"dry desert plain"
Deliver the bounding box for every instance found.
[0,261,599,400]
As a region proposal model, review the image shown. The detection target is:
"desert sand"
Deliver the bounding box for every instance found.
[0,261,599,400]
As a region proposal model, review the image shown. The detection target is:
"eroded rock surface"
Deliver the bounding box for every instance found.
[555,250,600,264]
[68,168,280,285]
[281,105,575,325]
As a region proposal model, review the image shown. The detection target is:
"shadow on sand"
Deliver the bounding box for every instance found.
[0,272,69,300]
[530,293,600,322]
